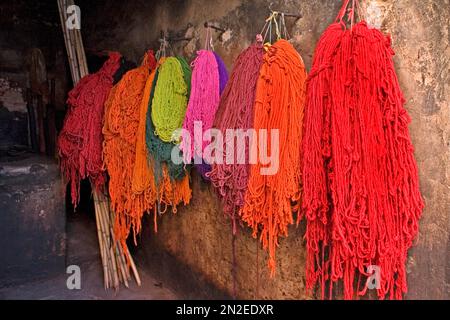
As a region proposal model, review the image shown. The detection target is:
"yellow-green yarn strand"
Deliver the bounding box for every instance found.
[151,57,188,143]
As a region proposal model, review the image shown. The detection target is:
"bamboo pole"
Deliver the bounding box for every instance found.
[94,190,112,288]
[126,246,142,286]
[57,0,76,82]
[93,194,109,289]
[58,0,80,83]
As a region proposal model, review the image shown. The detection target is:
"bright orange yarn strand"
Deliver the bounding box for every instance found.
[240,40,307,276]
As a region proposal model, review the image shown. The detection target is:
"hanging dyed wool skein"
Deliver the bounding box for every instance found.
[145,54,192,219]
[214,52,229,96]
[131,64,159,222]
[58,52,121,207]
[133,57,191,231]
[195,52,229,180]
[146,58,190,181]
[302,0,424,300]
[181,27,228,178]
[103,50,157,246]
[181,50,219,164]
[240,38,307,276]
[208,40,264,233]
[151,57,189,143]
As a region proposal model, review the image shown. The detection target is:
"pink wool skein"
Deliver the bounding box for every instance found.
[181,50,220,163]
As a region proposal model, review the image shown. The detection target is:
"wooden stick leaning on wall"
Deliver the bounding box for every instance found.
[57,0,141,290]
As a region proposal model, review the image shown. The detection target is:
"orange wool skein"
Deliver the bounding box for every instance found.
[240,39,307,276]
[103,50,157,247]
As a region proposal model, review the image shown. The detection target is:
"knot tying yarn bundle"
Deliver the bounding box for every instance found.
[103,50,156,246]
[151,57,189,143]
[58,52,121,207]
[240,39,307,275]
[209,43,264,233]
[181,50,220,164]
[302,0,424,300]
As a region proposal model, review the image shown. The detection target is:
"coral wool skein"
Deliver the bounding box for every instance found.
[209,42,264,233]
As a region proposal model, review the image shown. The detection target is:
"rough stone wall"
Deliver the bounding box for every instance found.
[79,0,449,299]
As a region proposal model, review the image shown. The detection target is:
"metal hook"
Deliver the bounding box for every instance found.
[204,22,226,33]
[268,2,302,19]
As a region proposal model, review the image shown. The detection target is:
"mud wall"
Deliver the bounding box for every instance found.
[79,0,449,299]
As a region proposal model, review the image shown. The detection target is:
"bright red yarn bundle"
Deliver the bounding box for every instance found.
[58,52,121,207]
[302,0,424,299]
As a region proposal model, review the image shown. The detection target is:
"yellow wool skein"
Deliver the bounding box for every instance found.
[151,57,189,143]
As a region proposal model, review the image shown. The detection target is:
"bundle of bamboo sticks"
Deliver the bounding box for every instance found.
[57,0,88,84]
[93,191,141,289]
[57,0,141,290]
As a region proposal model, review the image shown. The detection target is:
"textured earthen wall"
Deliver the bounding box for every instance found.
[80,0,449,299]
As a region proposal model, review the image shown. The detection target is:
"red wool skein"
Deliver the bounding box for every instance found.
[58,52,122,207]
[302,0,424,300]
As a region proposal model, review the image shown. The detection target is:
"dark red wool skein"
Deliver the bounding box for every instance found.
[208,42,265,234]
[58,52,121,207]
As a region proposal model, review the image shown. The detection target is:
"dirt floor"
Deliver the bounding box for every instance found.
[0,212,178,300]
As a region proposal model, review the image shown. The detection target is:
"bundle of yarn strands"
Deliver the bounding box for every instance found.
[302,0,424,300]
[130,56,192,235]
[103,50,157,246]
[209,40,264,234]
[147,56,190,181]
[145,55,192,221]
[58,52,121,207]
[240,37,307,276]
[181,29,229,179]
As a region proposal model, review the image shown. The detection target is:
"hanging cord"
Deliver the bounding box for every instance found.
[259,6,298,43]
[260,11,281,44]
[336,0,366,29]
[156,32,168,60]
[156,31,177,60]
[204,25,215,51]
[281,13,290,40]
